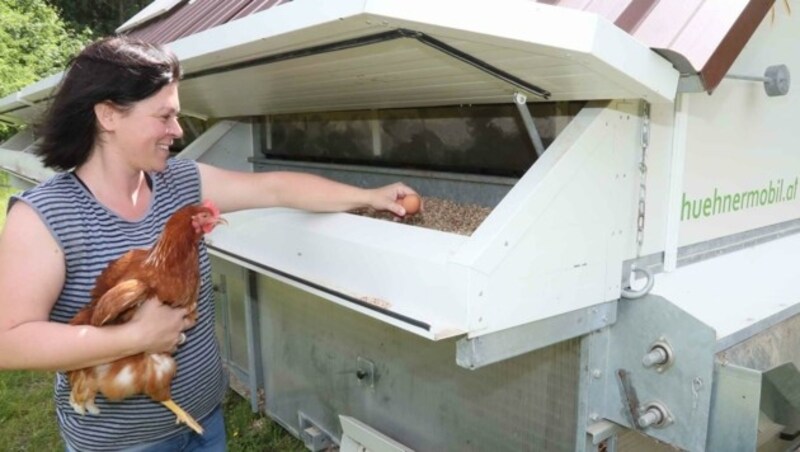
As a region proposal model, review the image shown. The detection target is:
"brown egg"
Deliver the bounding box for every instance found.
[400,194,421,215]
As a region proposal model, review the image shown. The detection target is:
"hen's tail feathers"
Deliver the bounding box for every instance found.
[161,399,204,435]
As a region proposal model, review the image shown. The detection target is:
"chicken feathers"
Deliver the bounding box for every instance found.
[67,200,225,435]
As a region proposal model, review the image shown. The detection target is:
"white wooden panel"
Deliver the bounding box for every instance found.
[0,148,55,183]
[453,101,639,336]
[653,231,800,349]
[678,9,800,245]
[208,208,470,339]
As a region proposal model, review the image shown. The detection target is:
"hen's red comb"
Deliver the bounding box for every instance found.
[201,199,220,217]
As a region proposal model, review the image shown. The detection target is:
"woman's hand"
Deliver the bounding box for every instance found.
[369,182,419,217]
[126,298,188,354]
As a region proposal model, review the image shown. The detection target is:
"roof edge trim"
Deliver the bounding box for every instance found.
[700,0,774,92]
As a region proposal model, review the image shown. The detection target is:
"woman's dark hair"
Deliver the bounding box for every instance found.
[36,36,182,171]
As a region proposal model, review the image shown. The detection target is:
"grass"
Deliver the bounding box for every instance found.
[0,173,305,451]
[0,371,62,451]
[0,370,305,451]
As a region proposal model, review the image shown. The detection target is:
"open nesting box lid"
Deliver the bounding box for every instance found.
[0,0,679,124]
[172,0,679,116]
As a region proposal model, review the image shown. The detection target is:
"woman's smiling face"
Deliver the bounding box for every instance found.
[103,82,183,172]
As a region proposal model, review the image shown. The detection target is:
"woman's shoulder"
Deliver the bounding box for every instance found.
[155,158,198,183]
[152,158,201,206]
[12,172,79,207]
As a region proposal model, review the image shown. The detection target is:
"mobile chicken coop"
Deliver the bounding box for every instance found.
[3,0,800,450]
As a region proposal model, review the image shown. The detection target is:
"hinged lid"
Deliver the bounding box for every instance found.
[172,0,679,117]
[0,0,679,123]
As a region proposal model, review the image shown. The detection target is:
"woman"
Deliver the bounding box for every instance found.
[0,36,416,451]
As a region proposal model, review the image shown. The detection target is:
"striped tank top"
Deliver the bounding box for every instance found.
[11,158,226,451]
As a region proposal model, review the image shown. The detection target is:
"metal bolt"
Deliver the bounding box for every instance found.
[638,406,664,429]
[589,413,600,422]
[592,369,602,379]
[642,346,669,368]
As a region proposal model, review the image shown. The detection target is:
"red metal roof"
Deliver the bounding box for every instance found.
[124,0,291,45]
[538,0,775,91]
[123,0,774,93]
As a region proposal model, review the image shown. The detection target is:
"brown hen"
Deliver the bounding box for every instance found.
[67,200,225,434]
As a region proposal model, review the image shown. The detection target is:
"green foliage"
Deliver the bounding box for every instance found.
[0,0,91,141]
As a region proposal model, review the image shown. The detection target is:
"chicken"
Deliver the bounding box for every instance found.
[66,200,225,435]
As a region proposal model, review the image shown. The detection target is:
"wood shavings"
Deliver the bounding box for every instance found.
[350,196,491,236]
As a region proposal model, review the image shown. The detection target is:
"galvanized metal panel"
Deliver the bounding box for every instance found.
[585,295,716,452]
[210,256,252,379]
[256,273,581,451]
[456,301,617,369]
[706,363,762,452]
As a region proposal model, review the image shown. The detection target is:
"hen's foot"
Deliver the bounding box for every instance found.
[161,399,204,435]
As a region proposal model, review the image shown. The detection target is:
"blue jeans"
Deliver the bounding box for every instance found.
[65,405,226,452]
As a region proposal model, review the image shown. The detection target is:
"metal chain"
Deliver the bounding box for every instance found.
[622,101,654,299]
[635,102,650,259]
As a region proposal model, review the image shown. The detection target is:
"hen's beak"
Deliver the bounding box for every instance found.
[215,217,228,226]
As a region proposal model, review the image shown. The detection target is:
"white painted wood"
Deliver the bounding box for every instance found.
[177,121,254,172]
[175,120,238,162]
[677,10,800,245]
[452,101,640,336]
[207,208,470,340]
[652,230,800,347]
[0,148,55,183]
[664,94,689,271]
[339,416,415,452]
[116,0,183,33]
